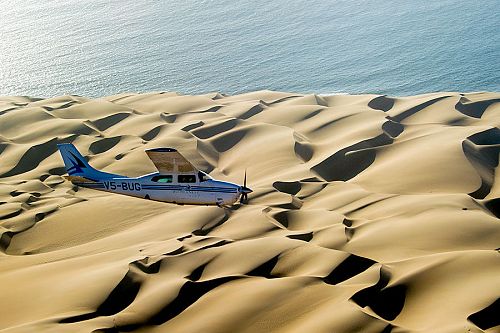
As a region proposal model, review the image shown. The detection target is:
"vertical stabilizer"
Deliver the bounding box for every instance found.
[57,143,120,180]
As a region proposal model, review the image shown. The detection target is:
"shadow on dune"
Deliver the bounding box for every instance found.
[147,276,240,325]
[89,136,122,154]
[273,181,302,195]
[351,267,406,321]
[388,95,450,122]
[368,96,395,112]
[60,271,142,324]
[0,138,59,178]
[141,125,163,141]
[246,255,280,278]
[91,113,131,131]
[323,254,376,285]
[463,128,500,199]
[311,133,393,182]
[239,104,264,119]
[467,298,500,330]
[455,96,500,118]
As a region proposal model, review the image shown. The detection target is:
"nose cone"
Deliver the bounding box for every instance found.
[240,186,252,194]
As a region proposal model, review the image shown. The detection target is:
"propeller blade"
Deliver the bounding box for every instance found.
[239,170,252,204]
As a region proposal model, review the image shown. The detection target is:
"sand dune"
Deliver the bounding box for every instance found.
[0,90,499,333]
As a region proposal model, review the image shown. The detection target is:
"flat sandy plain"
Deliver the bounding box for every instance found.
[0,91,499,333]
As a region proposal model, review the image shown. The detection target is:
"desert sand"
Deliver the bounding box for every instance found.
[0,90,499,333]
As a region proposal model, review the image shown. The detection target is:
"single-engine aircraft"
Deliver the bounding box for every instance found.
[57,143,252,206]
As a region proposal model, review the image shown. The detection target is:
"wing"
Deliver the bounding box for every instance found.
[145,148,196,173]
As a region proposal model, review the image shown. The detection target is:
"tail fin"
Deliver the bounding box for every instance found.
[57,143,119,180]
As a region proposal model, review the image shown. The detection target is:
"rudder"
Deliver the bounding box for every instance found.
[57,143,120,180]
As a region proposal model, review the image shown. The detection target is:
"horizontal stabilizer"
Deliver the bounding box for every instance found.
[64,175,97,183]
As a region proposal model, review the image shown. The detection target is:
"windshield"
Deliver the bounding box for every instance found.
[198,171,212,182]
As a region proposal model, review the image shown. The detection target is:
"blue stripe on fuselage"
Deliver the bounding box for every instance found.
[141,184,237,193]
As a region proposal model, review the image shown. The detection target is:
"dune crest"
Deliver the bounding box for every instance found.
[1,91,499,333]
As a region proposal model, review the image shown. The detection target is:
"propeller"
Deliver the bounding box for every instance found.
[239,169,252,203]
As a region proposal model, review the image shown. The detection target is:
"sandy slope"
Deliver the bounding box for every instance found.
[0,91,499,333]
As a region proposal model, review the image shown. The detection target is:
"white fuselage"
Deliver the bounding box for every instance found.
[73,172,241,206]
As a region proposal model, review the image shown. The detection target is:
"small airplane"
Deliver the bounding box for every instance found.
[57,143,252,206]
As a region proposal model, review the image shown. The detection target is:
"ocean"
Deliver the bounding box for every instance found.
[0,0,498,98]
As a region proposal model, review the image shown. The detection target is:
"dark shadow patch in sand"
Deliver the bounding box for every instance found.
[142,126,163,141]
[463,128,500,199]
[382,120,404,138]
[211,130,247,153]
[380,324,394,333]
[267,95,302,105]
[49,167,67,176]
[92,113,130,131]
[0,208,22,220]
[343,219,353,227]
[455,97,500,119]
[368,96,395,112]
[302,108,323,120]
[345,227,355,241]
[191,119,238,139]
[271,211,289,228]
[0,143,7,156]
[147,276,239,325]
[42,100,78,112]
[351,267,406,321]
[311,133,392,182]
[468,127,500,146]
[467,298,500,330]
[9,190,24,197]
[273,181,301,196]
[0,138,59,178]
[181,121,204,132]
[484,198,500,218]
[287,232,313,242]
[187,262,210,281]
[91,272,141,315]
[39,174,51,182]
[131,258,162,274]
[324,254,376,285]
[388,96,449,122]
[294,141,314,162]
[60,271,141,323]
[190,240,232,252]
[89,136,121,154]
[192,213,229,236]
[246,255,280,279]
[240,104,264,119]
[160,113,177,123]
[0,231,14,252]
[199,105,223,114]
[165,247,185,256]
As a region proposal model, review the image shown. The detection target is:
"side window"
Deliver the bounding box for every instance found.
[178,174,197,183]
[151,175,172,183]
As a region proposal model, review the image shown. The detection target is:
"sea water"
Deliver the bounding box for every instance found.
[0,0,498,98]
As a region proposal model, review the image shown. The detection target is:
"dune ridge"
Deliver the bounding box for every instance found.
[0,90,499,333]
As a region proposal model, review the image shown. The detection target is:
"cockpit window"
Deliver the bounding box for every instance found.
[198,171,212,182]
[178,174,197,183]
[151,175,173,183]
